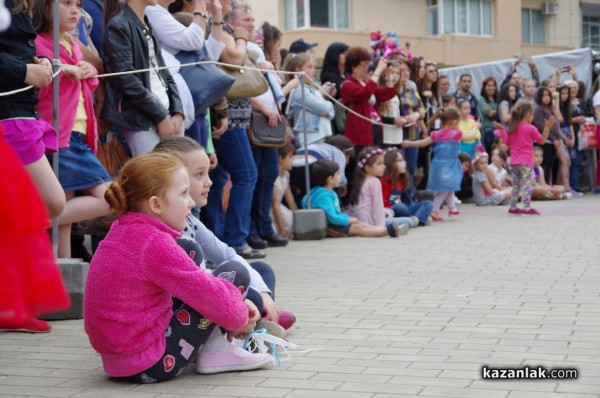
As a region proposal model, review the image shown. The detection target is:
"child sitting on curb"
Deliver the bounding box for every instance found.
[532,146,571,200]
[472,151,512,206]
[302,159,401,238]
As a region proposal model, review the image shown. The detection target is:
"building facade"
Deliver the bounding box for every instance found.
[251,0,600,66]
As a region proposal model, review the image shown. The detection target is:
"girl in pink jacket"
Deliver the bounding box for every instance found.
[84,153,267,382]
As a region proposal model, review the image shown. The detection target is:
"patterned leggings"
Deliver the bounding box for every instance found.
[125,242,250,383]
[510,164,534,209]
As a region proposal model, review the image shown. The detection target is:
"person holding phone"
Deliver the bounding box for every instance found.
[500,53,539,99]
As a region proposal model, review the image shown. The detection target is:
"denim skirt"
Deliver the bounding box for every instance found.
[54,132,111,191]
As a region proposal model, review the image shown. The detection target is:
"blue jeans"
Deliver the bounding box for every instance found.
[206,128,258,247]
[184,112,208,147]
[570,151,581,191]
[392,200,433,226]
[384,217,414,229]
[250,147,279,237]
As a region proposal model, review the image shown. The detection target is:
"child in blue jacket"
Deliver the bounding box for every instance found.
[301,159,400,238]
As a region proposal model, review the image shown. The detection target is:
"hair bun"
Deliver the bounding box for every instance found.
[104,182,128,214]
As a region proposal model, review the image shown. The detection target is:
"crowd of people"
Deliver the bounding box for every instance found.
[1,0,600,383]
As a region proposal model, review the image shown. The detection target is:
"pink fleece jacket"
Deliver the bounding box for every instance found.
[35,33,99,153]
[83,212,248,375]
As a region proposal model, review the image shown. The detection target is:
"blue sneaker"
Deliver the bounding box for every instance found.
[593,187,600,194]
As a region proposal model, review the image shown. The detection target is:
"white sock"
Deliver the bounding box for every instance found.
[200,328,230,353]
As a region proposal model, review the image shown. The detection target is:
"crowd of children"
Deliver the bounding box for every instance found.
[2,0,600,382]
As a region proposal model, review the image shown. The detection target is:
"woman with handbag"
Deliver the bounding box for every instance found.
[205,0,264,259]
[146,0,233,149]
[245,19,289,249]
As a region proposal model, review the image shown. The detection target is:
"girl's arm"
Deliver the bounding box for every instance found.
[271,187,286,236]
[480,179,495,196]
[284,185,298,211]
[537,167,550,188]
[290,85,335,119]
[499,102,510,125]
[401,136,433,148]
[461,123,480,142]
[485,167,504,191]
[538,116,556,144]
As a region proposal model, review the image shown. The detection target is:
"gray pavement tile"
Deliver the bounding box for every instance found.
[3,197,600,396]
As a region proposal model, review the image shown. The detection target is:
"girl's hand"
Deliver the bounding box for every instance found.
[349,217,359,225]
[568,138,575,148]
[544,116,556,130]
[260,293,280,323]
[62,64,84,81]
[76,60,94,79]
[493,121,504,130]
[475,121,482,130]
[226,299,260,341]
[25,59,53,88]
[373,57,388,76]
[157,117,174,137]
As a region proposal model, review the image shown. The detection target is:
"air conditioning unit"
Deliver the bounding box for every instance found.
[541,1,558,16]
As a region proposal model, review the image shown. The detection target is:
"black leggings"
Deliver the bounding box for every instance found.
[126,244,250,383]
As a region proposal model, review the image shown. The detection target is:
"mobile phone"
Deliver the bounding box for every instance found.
[562,66,570,72]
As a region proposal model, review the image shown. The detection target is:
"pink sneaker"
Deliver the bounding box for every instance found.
[196,343,271,374]
[277,310,296,330]
[521,208,540,215]
[508,207,523,216]
[448,208,460,216]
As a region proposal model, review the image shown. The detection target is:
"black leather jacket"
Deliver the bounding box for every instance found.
[0,0,40,120]
[101,5,183,131]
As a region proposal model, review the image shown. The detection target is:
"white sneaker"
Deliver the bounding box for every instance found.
[397,224,409,236]
[454,196,462,205]
[196,342,272,374]
[410,216,419,228]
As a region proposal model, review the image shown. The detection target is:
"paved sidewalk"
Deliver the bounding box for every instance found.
[1,196,600,397]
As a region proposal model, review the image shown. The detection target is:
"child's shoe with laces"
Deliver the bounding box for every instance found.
[196,342,271,374]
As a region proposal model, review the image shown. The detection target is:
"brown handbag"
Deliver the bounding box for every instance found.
[219,50,269,98]
[248,73,287,148]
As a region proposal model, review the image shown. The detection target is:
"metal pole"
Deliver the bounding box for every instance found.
[51,0,60,256]
[300,75,310,209]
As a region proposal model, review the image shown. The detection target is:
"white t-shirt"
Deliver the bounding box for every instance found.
[488,164,507,186]
[147,36,170,112]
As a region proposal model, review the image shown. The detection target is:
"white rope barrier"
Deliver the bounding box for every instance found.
[0,58,424,130]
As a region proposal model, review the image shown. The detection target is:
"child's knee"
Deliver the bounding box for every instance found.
[213,261,251,295]
[47,191,66,218]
